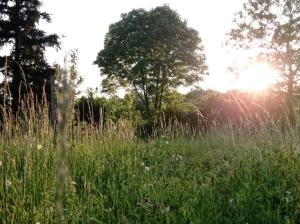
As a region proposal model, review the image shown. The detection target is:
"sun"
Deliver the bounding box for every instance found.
[232,63,279,91]
[202,62,280,93]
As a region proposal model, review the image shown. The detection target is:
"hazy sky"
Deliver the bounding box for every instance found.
[40,0,247,94]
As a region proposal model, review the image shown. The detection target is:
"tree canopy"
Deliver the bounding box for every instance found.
[94,5,208,120]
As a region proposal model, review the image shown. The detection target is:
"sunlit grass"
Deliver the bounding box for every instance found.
[1,123,300,223]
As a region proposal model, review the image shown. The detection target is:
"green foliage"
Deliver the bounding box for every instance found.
[75,92,142,125]
[95,5,208,119]
[73,87,287,136]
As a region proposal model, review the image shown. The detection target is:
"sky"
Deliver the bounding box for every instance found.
[39,0,248,95]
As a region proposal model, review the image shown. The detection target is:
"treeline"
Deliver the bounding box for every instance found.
[75,88,288,136]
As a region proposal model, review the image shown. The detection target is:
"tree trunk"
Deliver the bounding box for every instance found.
[11,0,22,114]
[286,43,295,127]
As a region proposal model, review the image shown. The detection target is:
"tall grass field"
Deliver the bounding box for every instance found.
[1,116,300,223]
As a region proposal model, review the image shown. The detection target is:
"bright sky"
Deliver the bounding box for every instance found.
[40,0,249,95]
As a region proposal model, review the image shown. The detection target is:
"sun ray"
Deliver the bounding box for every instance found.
[231,63,279,91]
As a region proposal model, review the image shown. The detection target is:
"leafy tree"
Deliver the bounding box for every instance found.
[228,0,300,125]
[95,5,208,121]
[0,0,60,113]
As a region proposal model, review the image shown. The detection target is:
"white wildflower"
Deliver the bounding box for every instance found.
[105,207,112,212]
[0,160,2,167]
[161,206,170,214]
[5,179,11,187]
[172,154,183,161]
[71,181,76,185]
[144,166,150,172]
[285,191,293,203]
[164,206,170,213]
[229,198,234,204]
[140,162,145,167]
[285,197,289,203]
[37,144,42,150]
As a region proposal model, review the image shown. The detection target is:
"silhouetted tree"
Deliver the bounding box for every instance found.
[228,0,300,126]
[0,0,60,113]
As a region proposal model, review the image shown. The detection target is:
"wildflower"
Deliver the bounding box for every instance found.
[36,222,41,224]
[165,206,170,213]
[0,160,2,167]
[285,196,290,203]
[105,207,112,212]
[143,182,153,188]
[229,198,234,204]
[37,144,42,150]
[172,154,183,162]
[144,166,150,172]
[201,183,208,188]
[5,179,11,187]
[161,206,170,214]
[166,141,169,145]
[71,181,76,185]
[140,162,145,167]
[285,191,293,203]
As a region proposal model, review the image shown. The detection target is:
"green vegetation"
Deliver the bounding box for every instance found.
[1,123,300,223]
[1,0,300,223]
[95,5,208,122]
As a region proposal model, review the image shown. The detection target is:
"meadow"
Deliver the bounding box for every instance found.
[1,0,300,223]
[1,117,300,223]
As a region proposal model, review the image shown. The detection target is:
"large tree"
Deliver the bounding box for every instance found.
[0,0,60,113]
[228,0,300,125]
[95,5,208,120]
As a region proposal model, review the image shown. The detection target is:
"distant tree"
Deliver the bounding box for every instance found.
[75,92,141,126]
[184,89,222,131]
[95,5,208,121]
[228,0,300,125]
[0,0,60,113]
